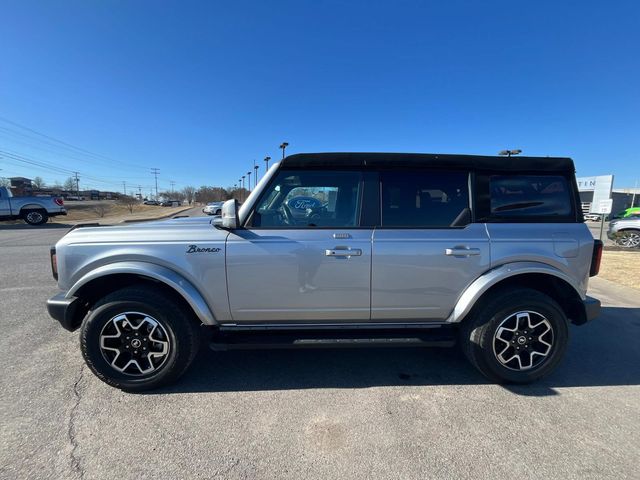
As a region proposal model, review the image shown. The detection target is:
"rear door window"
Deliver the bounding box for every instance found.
[381,170,470,227]
[490,175,572,218]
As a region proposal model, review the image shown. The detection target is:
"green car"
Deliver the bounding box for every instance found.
[613,207,640,219]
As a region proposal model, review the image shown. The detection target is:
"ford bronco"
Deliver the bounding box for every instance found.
[47,153,602,391]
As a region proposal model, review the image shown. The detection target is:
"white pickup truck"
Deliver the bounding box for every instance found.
[0,186,67,225]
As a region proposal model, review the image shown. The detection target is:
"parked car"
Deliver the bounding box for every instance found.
[584,213,601,222]
[161,200,182,207]
[143,200,160,205]
[0,186,67,225]
[611,207,640,219]
[608,216,640,248]
[202,201,224,215]
[47,152,601,391]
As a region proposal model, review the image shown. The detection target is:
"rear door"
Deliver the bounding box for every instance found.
[371,169,490,321]
[226,169,373,324]
[0,188,11,216]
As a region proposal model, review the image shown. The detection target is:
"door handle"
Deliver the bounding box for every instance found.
[445,247,481,257]
[325,247,362,257]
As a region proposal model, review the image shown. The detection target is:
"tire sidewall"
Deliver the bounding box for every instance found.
[471,296,569,383]
[81,299,184,390]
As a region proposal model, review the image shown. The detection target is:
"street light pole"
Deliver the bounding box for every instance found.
[279,142,289,159]
[247,171,252,192]
[254,161,259,188]
[264,156,271,172]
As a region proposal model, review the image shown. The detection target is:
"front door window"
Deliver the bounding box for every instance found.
[249,170,362,228]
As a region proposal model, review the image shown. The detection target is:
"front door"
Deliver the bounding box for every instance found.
[226,169,372,323]
[371,169,490,321]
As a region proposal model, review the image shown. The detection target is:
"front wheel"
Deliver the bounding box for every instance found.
[460,288,569,384]
[80,286,200,391]
[22,209,48,225]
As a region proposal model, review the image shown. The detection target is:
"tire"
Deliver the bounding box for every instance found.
[460,288,569,384]
[80,286,200,391]
[22,209,48,225]
[614,229,640,248]
[215,209,221,215]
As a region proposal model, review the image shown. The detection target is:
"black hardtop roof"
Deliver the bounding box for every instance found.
[281,152,575,173]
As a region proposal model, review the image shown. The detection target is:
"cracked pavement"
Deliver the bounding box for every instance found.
[1,218,640,479]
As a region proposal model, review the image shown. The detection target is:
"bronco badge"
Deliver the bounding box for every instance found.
[186,245,220,254]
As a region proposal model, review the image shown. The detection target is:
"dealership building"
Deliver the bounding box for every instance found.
[577,175,638,216]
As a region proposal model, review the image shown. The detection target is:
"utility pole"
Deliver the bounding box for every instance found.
[138,185,142,199]
[280,141,289,159]
[123,181,127,196]
[73,171,80,198]
[151,168,160,199]
[170,181,176,193]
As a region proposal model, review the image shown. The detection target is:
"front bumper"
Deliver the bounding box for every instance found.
[47,293,81,331]
[583,296,601,323]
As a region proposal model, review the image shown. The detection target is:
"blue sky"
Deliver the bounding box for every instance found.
[1,0,639,193]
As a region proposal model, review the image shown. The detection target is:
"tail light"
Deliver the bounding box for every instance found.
[50,247,58,280]
[590,240,603,277]
[54,197,64,206]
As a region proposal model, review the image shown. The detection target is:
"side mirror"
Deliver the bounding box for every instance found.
[221,199,239,229]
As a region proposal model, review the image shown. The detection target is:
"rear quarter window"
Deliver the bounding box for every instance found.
[487,175,574,220]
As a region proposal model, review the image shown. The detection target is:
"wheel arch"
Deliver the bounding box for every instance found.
[66,262,216,330]
[19,203,48,212]
[450,262,588,326]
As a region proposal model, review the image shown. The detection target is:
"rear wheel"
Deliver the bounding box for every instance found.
[460,288,569,383]
[22,209,48,225]
[614,229,640,248]
[80,286,199,391]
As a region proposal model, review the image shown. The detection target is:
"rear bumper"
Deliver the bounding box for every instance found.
[582,296,601,323]
[47,293,81,331]
[50,209,67,217]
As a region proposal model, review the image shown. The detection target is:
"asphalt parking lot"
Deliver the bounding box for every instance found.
[1,213,639,479]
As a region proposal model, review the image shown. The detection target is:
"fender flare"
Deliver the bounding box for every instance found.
[66,261,216,325]
[20,203,48,212]
[446,261,585,323]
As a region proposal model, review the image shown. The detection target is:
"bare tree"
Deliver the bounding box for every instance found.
[182,186,196,205]
[117,195,138,214]
[93,203,111,218]
[32,176,46,189]
[197,186,229,203]
[63,177,76,191]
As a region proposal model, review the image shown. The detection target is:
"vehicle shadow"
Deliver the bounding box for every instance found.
[0,222,73,230]
[150,306,640,397]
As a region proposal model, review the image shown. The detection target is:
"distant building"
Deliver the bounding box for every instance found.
[8,177,33,196]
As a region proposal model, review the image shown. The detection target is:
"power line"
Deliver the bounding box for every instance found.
[0,115,149,171]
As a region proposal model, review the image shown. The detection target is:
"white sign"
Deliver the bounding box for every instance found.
[598,199,613,214]
[582,175,614,214]
[577,175,613,192]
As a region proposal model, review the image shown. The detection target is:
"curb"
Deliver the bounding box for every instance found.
[121,207,194,223]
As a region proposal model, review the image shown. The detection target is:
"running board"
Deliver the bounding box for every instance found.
[209,328,457,351]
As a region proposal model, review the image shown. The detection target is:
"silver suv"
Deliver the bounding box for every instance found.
[47,153,602,391]
[608,217,640,248]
